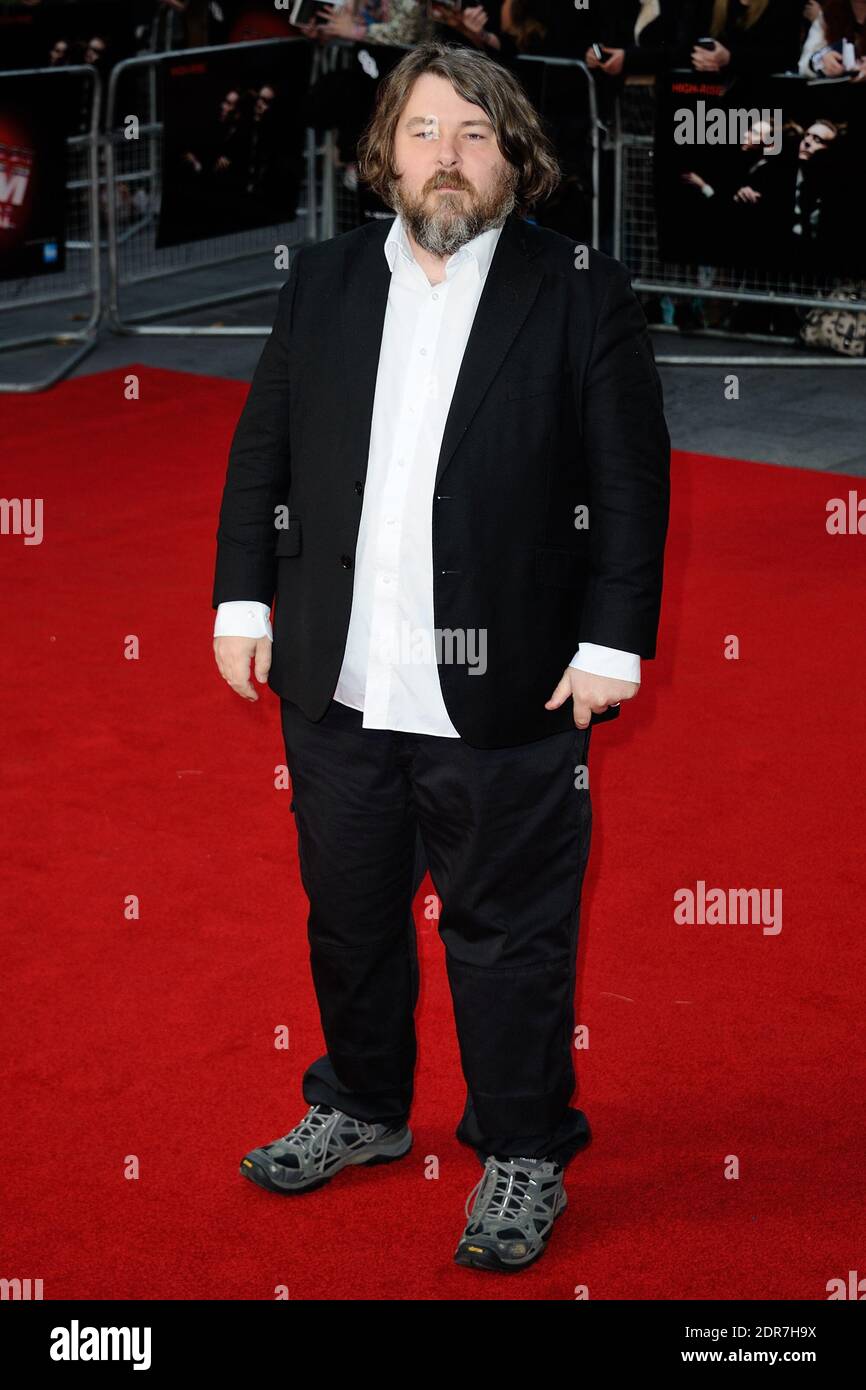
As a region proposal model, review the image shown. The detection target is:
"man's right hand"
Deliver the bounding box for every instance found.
[214,635,272,701]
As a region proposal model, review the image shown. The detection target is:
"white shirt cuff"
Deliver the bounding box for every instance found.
[569,643,641,684]
[214,600,273,640]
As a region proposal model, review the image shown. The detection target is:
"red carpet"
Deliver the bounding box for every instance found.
[2,365,864,1301]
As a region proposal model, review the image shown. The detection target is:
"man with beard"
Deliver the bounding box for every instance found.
[212,42,669,1273]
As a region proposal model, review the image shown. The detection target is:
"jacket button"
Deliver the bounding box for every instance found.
[340,554,353,568]
[354,481,363,495]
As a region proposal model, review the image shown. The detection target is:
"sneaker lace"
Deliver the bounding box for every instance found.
[282,1105,378,1173]
[464,1159,542,1226]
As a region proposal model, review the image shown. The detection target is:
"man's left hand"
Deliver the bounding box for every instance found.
[545,668,639,729]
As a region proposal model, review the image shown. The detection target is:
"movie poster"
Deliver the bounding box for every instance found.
[654,71,866,277]
[512,54,594,242]
[156,41,312,249]
[0,74,70,282]
[303,38,413,223]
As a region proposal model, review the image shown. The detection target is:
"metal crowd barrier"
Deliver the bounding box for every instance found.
[611,76,866,367]
[313,38,413,244]
[104,37,319,337]
[518,53,600,249]
[0,65,101,394]
[1,38,602,377]
[105,38,601,338]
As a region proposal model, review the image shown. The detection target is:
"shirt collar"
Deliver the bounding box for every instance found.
[384,212,504,284]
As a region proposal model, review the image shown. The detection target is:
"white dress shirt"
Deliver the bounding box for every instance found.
[214,214,641,733]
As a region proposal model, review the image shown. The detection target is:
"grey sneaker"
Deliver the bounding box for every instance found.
[240,1103,412,1195]
[454,1155,567,1271]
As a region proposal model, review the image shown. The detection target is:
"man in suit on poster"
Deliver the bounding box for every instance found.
[212,40,670,1272]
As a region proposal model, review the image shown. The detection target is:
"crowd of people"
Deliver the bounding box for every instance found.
[286,1,863,80]
[3,1,864,82]
[3,0,864,334]
[283,2,865,277]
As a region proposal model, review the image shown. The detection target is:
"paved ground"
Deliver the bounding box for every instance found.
[4,280,864,476]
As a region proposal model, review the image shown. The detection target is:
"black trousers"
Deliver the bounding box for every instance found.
[280,696,594,1171]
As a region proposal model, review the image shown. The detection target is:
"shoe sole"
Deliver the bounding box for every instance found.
[454,1183,570,1272]
[453,1234,552,1272]
[239,1130,413,1196]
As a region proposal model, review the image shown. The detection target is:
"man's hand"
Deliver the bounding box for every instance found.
[316,4,365,40]
[585,45,625,75]
[293,16,323,39]
[818,49,846,77]
[214,635,272,702]
[431,3,490,45]
[691,40,730,71]
[600,47,625,75]
[545,667,639,729]
[458,5,491,44]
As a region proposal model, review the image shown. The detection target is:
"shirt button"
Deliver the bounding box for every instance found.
[420,348,427,356]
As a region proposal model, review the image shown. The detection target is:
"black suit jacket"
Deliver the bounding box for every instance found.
[212,211,671,749]
[605,0,693,76]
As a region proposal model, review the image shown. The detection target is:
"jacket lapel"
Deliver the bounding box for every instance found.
[338,218,394,483]
[434,211,544,492]
[338,209,545,492]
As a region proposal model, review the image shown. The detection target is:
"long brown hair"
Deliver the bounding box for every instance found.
[356,40,561,214]
[503,0,552,52]
[822,0,866,57]
[710,0,770,35]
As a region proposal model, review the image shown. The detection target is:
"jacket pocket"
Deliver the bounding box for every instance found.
[275,516,302,557]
